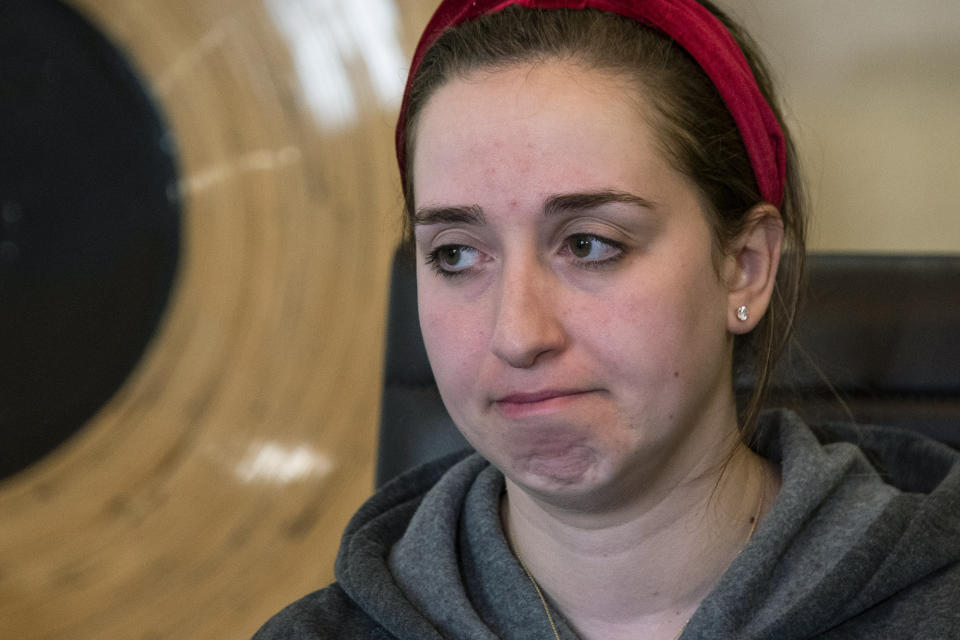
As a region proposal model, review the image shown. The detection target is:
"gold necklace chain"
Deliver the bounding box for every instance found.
[515,550,562,640]
[511,468,767,640]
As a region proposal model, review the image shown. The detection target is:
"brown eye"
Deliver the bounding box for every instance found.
[440,246,463,266]
[427,244,480,277]
[569,235,592,258]
[563,234,625,267]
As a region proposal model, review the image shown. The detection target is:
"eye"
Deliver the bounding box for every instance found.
[425,244,480,278]
[565,234,624,264]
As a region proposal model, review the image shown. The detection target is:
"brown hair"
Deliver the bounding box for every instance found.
[400,4,807,441]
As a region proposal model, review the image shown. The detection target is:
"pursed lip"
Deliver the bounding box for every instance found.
[493,389,597,417]
[496,389,590,404]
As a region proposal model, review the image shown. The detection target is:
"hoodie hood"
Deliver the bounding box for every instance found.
[692,413,960,639]
[330,410,960,639]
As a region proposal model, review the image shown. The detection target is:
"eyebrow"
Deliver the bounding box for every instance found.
[543,190,656,217]
[413,190,655,226]
[413,204,486,227]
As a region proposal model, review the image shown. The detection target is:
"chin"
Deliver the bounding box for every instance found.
[501,447,632,511]
[514,444,598,486]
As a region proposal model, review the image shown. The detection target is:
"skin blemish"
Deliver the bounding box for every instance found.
[673,371,680,378]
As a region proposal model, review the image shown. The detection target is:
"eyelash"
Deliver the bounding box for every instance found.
[424,246,476,280]
[425,234,626,280]
[562,234,627,270]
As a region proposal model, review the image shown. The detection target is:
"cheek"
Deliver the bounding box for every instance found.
[582,264,729,382]
[418,285,488,401]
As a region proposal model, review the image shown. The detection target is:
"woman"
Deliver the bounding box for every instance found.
[256,1,960,638]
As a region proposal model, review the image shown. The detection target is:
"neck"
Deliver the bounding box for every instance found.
[502,443,777,640]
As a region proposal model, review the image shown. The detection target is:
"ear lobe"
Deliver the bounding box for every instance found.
[725,204,784,334]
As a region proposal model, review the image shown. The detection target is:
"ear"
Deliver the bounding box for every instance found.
[723,204,784,335]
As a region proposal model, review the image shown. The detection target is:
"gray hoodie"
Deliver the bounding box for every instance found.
[254,411,960,639]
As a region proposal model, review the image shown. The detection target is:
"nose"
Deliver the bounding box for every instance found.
[490,261,566,368]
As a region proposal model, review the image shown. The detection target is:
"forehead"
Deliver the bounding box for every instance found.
[411,60,682,209]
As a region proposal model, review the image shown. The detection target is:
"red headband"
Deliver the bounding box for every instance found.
[396,0,786,207]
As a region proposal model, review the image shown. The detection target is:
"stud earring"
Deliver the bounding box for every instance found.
[736,306,749,322]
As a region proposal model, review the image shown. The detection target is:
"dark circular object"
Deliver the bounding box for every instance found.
[0,0,182,479]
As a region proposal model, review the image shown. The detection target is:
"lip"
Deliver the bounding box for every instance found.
[494,388,596,418]
[497,389,588,404]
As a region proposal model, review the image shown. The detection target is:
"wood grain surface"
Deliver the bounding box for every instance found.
[0,1,434,638]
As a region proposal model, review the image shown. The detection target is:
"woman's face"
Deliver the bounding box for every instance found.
[412,61,742,510]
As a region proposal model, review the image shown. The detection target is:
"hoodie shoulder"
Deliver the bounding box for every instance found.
[252,583,395,639]
[252,451,478,640]
[823,560,960,639]
[808,419,959,494]
[695,411,960,639]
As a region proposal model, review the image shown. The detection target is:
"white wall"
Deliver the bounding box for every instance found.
[722,0,960,252]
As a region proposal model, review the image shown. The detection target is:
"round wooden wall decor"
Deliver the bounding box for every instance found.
[0,0,182,480]
[0,0,437,638]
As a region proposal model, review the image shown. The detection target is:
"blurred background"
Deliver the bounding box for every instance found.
[0,0,956,638]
